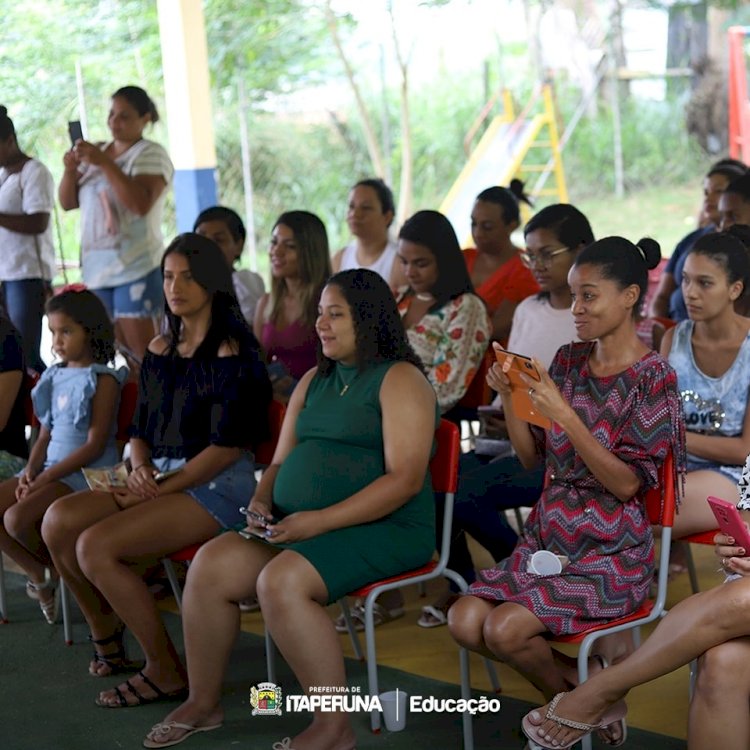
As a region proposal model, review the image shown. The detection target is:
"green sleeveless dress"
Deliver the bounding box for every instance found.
[272,360,438,602]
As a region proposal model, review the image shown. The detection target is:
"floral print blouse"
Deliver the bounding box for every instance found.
[397,289,491,413]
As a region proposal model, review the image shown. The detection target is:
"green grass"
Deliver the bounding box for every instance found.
[571,184,703,259]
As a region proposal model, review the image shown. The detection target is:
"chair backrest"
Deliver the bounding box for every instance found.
[653,316,677,331]
[643,449,676,527]
[254,399,286,466]
[430,419,460,494]
[22,371,40,428]
[116,381,139,443]
[455,348,493,410]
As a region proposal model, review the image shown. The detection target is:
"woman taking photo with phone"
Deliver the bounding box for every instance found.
[0,105,56,373]
[58,85,174,362]
[448,236,685,746]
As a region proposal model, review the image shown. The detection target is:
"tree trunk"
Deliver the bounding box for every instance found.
[389,1,412,224]
[324,1,386,178]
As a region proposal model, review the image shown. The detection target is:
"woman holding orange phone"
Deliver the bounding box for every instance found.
[448,235,686,746]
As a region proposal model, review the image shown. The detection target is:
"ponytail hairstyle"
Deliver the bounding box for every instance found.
[111,86,159,124]
[0,106,16,142]
[689,228,750,302]
[475,179,533,225]
[574,236,661,317]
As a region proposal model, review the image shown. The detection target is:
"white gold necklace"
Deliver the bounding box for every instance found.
[415,293,434,302]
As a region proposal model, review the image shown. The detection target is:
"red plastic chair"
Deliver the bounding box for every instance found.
[0,371,39,624]
[675,529,719,594]
[161,400,287,611]
[337,420,499,741]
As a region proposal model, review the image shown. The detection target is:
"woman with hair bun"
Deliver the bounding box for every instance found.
[0,105,56,373]
[463,180,539,342]
[449,236,685,742]
[58,85,174,362]
[661,229,750,537]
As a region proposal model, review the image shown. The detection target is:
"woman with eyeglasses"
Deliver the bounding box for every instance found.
[463,181,539,342]
[419,204,592,628]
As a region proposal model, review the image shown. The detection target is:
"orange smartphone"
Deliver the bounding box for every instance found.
[493,347,551,429]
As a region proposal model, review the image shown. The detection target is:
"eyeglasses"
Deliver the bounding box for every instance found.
[519,246,571,269]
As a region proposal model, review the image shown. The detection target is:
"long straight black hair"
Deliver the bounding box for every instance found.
[161,233,261,358]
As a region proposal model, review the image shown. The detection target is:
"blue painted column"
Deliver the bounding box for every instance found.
[156,0,218,232]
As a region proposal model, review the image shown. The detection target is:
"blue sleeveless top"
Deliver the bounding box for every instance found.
[668,320,750,482]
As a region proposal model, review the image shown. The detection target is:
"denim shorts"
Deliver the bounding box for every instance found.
[152,452,256,529]
[686,458,741,486]
[14,466,88,493]
[93,267,164,320]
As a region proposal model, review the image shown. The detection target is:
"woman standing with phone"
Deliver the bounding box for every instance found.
[58,85,174,363]
[0,106,56,373]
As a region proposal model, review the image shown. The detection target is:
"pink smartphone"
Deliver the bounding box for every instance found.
[707,496,750,551]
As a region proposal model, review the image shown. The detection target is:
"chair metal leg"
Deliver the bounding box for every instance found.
[362,594,383,733]
[162,558,183,612]
[483,658,501,693]
[338,598,364,661]
[60,579,73,644]
[684,542,700,594]
[0,553,7,623]
[459,646,474,750]
[265,629,277,684]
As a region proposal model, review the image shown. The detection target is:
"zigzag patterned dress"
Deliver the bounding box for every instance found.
[468,342,685,634]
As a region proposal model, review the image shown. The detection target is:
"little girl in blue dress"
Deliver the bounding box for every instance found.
[0,286,126,623]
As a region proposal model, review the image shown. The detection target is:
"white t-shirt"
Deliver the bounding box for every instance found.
[506,294,579,369]
[339,238,398,284]
[0,159,56,281]
[78,139,174,289]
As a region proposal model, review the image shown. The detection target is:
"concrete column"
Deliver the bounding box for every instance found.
[157,0,218,231]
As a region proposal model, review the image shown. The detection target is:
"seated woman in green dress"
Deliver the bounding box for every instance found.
[143,268,439,750]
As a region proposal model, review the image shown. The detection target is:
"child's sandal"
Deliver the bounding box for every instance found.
[25,569,59,625]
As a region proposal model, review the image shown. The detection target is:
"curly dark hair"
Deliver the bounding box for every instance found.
[317,269,424,376]
[45,288,115,364]
[161,233,261,359]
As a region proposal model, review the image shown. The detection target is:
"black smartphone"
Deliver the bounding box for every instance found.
[68,120,83,146]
